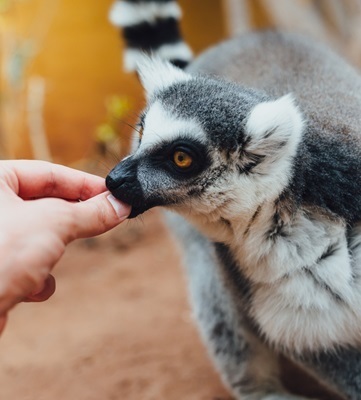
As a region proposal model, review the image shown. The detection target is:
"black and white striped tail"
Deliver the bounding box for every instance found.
[109,0,193,71]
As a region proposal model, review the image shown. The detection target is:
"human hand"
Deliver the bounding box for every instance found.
[0,160,131,333]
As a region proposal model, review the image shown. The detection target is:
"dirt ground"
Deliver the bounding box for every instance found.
[0,210,342,400]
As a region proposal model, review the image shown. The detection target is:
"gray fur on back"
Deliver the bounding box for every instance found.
[188,31,361,141]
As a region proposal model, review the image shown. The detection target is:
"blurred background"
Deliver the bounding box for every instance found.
[0,0,227,166]
[0,1,360,399]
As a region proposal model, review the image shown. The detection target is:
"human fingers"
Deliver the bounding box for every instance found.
[0,160,107,200]
[23,275,56,303]
[68,192,131,240]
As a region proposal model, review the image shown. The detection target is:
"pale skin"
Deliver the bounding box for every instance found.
[0,160,131,334]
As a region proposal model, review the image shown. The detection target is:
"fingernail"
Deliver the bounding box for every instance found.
[107,194,131,219]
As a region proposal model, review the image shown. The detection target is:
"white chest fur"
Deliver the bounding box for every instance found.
[230,207,361,353]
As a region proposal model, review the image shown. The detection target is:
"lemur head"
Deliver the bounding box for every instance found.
[106,58,304,226]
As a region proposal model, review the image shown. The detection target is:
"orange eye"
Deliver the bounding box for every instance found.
[173,150,193,169]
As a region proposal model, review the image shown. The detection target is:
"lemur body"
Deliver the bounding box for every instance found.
[185,33,361,354]
[107,2,361,399]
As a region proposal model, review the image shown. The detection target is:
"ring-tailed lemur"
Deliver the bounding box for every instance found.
[107,1,361,399]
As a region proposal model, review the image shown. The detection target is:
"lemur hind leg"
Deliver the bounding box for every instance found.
[166,212,317,400]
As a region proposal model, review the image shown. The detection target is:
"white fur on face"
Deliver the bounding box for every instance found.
[138,101,206,150]
[109,0,181,27]
[142,97,305,244]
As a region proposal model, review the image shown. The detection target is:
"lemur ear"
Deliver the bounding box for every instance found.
[243,94,304,172]
[136,56,192,99]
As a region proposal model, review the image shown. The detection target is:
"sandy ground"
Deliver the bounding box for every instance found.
[0,210,342,400]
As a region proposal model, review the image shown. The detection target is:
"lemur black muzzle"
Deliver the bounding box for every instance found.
[106,158,147,219]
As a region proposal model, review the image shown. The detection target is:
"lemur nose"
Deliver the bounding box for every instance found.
[105,173,119,191]
[106,160,137,191]
[106,172,133,190]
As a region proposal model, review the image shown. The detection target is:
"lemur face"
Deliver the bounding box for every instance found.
[106,59,304,220]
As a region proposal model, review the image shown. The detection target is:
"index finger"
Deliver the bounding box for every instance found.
[0,160,107,200]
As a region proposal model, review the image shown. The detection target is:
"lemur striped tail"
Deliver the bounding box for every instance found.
[109,0,193,71]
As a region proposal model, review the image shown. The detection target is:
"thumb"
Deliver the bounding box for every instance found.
[72,192,131,239]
